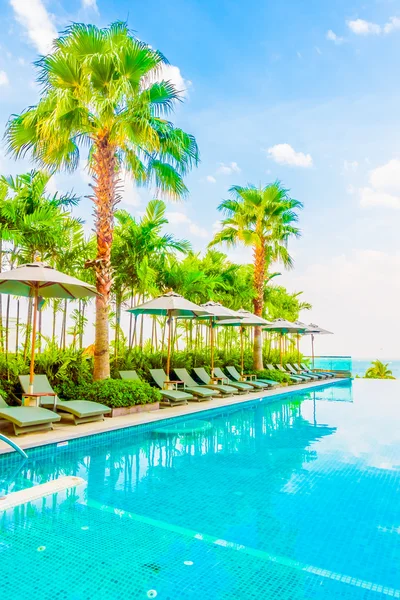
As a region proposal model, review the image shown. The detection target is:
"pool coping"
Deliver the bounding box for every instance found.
[0,378,348,456]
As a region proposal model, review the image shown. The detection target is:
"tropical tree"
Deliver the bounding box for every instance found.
[6,22,199,379]
[364,360,395,380]
[210,182,302,370]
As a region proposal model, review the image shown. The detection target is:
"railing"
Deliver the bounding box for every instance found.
[0,434,28,459]
[306,356,353,373]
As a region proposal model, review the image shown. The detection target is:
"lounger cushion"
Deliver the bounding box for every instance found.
[160,390,193,401]
[184,387,215,397]
[40,399,111,418]
[0,406,61,428]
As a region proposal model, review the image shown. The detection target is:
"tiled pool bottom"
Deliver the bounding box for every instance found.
[2,379,400,599]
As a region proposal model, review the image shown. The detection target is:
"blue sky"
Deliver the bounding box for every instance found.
[2,0,400,358]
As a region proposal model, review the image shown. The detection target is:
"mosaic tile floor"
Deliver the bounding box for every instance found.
[2,379,400,599]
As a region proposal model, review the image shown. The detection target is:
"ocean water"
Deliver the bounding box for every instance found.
[2,379,400,599]
[314,357,400,378]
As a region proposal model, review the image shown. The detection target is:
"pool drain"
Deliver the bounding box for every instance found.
[147,590,157,598]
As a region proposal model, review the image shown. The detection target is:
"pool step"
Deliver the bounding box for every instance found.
[0,476,85,511]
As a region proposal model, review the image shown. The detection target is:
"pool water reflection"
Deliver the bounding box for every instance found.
[1,379,400,599]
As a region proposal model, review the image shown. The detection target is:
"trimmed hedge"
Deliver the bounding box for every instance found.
[256,369,291,384]
[57,379,161,408]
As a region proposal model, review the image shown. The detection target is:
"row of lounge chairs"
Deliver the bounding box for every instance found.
[0,363,333,436]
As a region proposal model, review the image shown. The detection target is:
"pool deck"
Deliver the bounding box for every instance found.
[0,378,346,455]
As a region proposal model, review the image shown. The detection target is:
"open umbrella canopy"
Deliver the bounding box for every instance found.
[217,308,270,327]
[199,300,241,321]
[0,262,98,391]
[0,262,98,299]
[306,323,333,335]
[263,318,307,334]
[127,291,211,318]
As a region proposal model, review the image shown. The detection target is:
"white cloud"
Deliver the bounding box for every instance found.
[267,143,313,168]
[82,0,98,10]
[17,57,25,65]
[326,30,343,44]
[359,187,400,209]
[10,0,57,54]
[206,175,216,184]
[344,160,359,172]
[286,249,400,358]
[212,220,223,233]
[369,159,400,194]
[166,211,208,238]
[383,17,400,34]
[347,19,381,35]
[346,16,400,36]
[0,71,9,86]
[120,174,142,208]
[315,46,322,55]
[153,64,190,98]
[356,159,400,209]
[216,162,241,175]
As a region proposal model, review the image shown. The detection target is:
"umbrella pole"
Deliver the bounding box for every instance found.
[210,319,214,379]
[240,326,244,378]
[166,312,172,381]
[280,334,283,365]
[311,334,315,368]
[29,287,39,394]
[297,334,300,363]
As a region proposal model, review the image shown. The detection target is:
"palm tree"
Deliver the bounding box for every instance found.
[364,360,395,379]
[210,182,302,370]
[6,22,199,379]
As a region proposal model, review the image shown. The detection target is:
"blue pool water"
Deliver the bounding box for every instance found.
[2,379,400,599]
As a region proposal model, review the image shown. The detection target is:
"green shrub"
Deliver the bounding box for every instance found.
[57,379,161,408]
[256,369,291,384]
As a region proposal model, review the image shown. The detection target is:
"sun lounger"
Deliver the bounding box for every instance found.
[273,364,310,381]
[148,369,196,406]
[173,369,219,400]
[300,363,334,378]
[225,366,274,389]
[192,368,238,396]
[267,364,303,383]
[120,370,191,407]
[212,367,253,393]
[286,364,318,380]
[292,363,327,379]
[0,394,61,436]
[19,375,111,424]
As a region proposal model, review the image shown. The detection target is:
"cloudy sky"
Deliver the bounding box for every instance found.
[1,0,400,358]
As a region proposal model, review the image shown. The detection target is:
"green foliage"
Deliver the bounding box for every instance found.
[256,369,291,383]
[364,360,395,380]
[58,379,161,408]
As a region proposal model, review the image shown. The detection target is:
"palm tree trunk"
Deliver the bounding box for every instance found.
[128,292,134,349]
[61,299,67,350]
[90,135,118,380]
[52,300,57,345]
[79,302,85,350]
[253,242,265,370]
[15,298,20,354]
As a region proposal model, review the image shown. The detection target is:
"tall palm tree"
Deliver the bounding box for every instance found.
[210,182,302,370]
[6,22,199,379]
[364,360,395,380]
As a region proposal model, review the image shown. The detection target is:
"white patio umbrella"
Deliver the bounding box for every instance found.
[304,323,333,367]
[263,318,307,364]
[127,291,212,379]
[0,262,98,392]
[199,301,243,377]
[217,308,270,376]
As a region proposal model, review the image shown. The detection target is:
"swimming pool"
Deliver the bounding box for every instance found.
[1,379,400,599]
